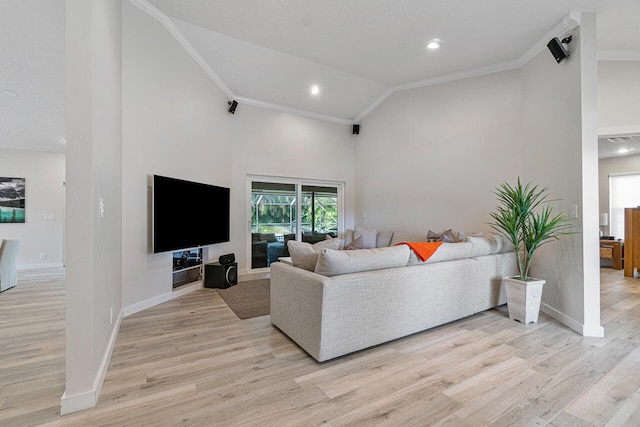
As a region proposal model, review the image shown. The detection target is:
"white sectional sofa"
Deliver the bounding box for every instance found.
[270,230,517,362]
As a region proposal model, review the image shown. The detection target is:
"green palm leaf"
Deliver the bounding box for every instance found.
[489,177,573,280]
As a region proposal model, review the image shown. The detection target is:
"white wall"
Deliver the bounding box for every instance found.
[355,69,523,234]
[598,61,640,131]
[521,14,602,336]
[230,103,356,266]
[121,3,355,313]
[63,0,123,414]
[354,14,601,337]
[0,148,64,267]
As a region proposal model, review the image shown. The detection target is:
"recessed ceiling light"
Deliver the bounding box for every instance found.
[3,89,17,97]
[60,138,67,145]
[617,147,632,154]
[310,84,320,95]
[426,39,442,50]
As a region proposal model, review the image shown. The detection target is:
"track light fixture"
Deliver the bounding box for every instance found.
[228,100,238,114]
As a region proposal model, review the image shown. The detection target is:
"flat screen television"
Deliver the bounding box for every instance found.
[153,174,230,253]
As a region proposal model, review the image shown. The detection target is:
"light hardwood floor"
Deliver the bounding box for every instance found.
[2,267,640,426]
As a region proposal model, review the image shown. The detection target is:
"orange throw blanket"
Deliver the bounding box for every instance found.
[396,241,443,262]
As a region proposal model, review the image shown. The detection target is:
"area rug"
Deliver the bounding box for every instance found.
[216,279,270,319]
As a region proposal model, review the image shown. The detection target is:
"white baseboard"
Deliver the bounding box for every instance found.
[60,389,96,416]
[123,280,203,317]
[540,303,604,337]
[17,262,65,270]
[60,310,123,415]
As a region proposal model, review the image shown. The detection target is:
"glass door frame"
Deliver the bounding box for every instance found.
[247,174,345,271]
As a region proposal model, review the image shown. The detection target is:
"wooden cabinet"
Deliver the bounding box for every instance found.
[600,239,622,270]
[624,208,640,277]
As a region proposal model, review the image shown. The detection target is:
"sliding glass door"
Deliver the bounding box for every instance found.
[300,185,338,243]
[249,177,342,269]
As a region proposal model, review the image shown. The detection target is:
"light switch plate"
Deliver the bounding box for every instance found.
[570,204,578,219]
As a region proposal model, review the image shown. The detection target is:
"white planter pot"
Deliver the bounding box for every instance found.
[503,276,545,324]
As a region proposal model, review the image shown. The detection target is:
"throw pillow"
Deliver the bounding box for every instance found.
[427,229,455,242]
[344,229,355,247]
[344,235,365,250]
[454,230,468,242]
[376,230,394,247]
[390,231,427,246]
[287,238,340,271]
[355,227,378,249]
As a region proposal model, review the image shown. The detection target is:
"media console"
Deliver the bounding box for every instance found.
[172,248,204,289]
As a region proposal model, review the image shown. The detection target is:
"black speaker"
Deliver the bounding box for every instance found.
[352,124,360,135]
[204,262,237,289]
[219,253,235,265]
[547,37,569,64]
[228,100,238,114]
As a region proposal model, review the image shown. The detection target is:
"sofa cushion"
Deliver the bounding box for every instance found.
[314,245,410,277]
[407,242,473,265]
[287,238,340,271]
[468,234,512,257]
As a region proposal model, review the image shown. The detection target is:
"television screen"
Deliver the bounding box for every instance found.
[153,175,230,253]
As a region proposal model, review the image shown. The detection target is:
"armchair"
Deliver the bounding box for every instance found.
[0,238,20,292]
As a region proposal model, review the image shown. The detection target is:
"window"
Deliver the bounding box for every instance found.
[609,173,640,239]
[249,177,343,269]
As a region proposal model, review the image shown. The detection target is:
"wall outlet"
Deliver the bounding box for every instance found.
[39,252,47,260]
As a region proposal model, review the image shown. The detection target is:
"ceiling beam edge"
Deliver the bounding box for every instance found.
[127,0,234,100]
[233,96,352,125]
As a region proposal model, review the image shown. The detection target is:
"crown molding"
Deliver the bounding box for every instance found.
[234,96,353,125]
[392,60,521,94]
[353,88,393,124]
[518,11,581,68]
[127,0,234,100]
[126,5,619,129]
[362,12,582,121]
[598,125,640,138]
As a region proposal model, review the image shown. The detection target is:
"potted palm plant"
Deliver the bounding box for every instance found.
[489,177,573,324]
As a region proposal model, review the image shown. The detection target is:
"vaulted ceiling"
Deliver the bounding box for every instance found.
[1,0,639,154]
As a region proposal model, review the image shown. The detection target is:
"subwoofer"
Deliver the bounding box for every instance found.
[204,262,237,289]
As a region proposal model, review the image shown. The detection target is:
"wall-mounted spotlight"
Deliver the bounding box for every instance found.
[228,100,238,114]
[547,35,572,64]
